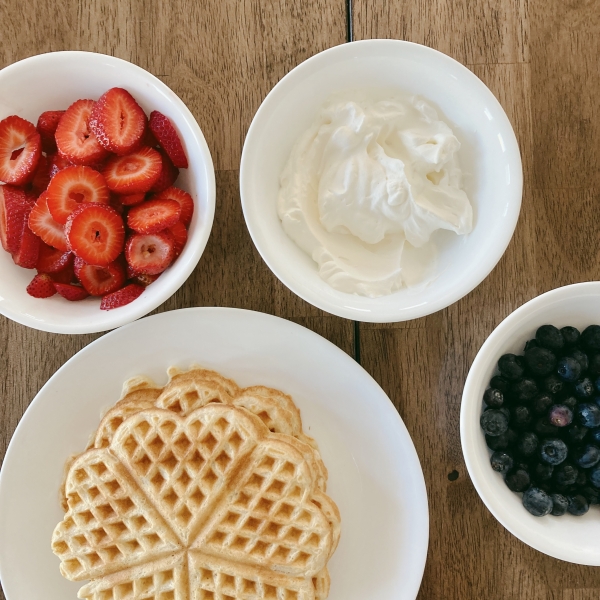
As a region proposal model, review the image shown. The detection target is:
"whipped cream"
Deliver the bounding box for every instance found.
[278,92,473,297]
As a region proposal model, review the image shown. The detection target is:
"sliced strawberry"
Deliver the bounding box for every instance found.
[74,256,126,296]
[28,192,68,251]
[100,283,144,310]
[48,261,76,284]
[125,231,175,275]
[46,165,110,224]
[168,220,188,257]
[155,186,194,227]
[36,243,73,273]
[140,126,159,148]
[29,154,51,194]
[48,153,72,179]
[119,192,145,206]
[0,185,34,253]
[0,115,41,185]
[55,99,108,166]
[36,110,64,154]
[132,272,160,286]
[148,111,188,168]
[27,273,56,298]
[89,88,147,155]
[149,149,179,194]
[127,199,180,234]
[102,147,162,194]
[53,282,89,301]
[12,223,40,269]
[65,204,125,267]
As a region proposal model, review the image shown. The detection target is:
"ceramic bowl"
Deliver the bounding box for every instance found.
[0,51,215,334]
[240,40,522,322]
[461,282,600,564]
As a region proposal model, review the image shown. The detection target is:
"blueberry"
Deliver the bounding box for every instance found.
[564,424,589,444]
[589,466,600,489]
[517,431,538,457]
[543,375,564,396]
[581,325,600,352]
[548,404,573,427]
[533,393,554,415]
[534,417,559,437]
[550,493,569,516]
[580,486,600,505]
[490,375,510,394]
[560,326,580,347]
[557,357,582,382]
[567,494,590,516]
[570,350,590,372]
[490,451,514,473]
[595,376,600,393]
[522,487,553,516]
[553,463,579,487]
[498,406,510,420]
[573,444,600,469]
[575,378,595,398]
[486,429,518,451]
[536,325,565,351]
[539,438,568,465]
[524,347,557,377]
[532,461,553,482]
[498,354,525,380]
[562,396,577,411]
[590,427,600,444]
[588,354,600,377]
[511,405,532,429]
[576,469,588,487]
[510,378,538,402]
[483,388,504,408]
[577,403,600,428]
[505,468,530,492]
[524,338,540,351]
[480,409,509,436]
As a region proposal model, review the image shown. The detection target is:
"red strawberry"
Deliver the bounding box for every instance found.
[127,199,180,234]
[48,261,76,284]
[65,204,125,266]
[132,272,160,286]
[119,192,145,206]
[26,273,57,298]
[46,165,110,224]
[36,243,73,273]
[74,256,126,296]
[149,149,179,193]
[28,192,68,251]
[48,153,72,179]
[55,99,108,166]
[168,220,188,256]
[53,282,89,301]
[0,115,41,185]
[102,147,162,194]
[0,185,34,253]
[89,88,147,155]
[100,283,144,310]
[36,110,65,154]
[125,231,175,275]
[29,154,51,194]
[12,223,40,269]
[155,186,194,227]
[148,111,188,168]
[140,127,159,148]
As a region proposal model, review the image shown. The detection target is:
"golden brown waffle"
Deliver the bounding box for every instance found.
[52,368,340,600]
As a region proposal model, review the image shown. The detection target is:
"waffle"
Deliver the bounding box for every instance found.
[52,368,340,600]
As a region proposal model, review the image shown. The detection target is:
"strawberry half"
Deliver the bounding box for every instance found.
[46,165,110,224]
[149,149,179,194]
[0,185,34,253]
[89,88,147,155]
[74,256,126,296]
[65,204,125,267]
[28,192,68,251]
[36,243,73,273]
[100,283,144,310]
[127,198,180,234]
[119,192,145,206]
[168,220,188,257]
[27,273,57,298]
[36,110,65,154]
[12,222,40,269]
[155,186,194,227]
[53,282,89,301]
[0,115,41,185]
[125,230,175,275]
[148,111,188,168]
[55,99,108,166]
[102,147,162,194]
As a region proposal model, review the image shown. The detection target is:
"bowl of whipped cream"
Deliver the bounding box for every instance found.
[240,40,522,322]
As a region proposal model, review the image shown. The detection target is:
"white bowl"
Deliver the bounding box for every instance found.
[461,282,600,564]
[240,40,522,322]
[0,51,215,334]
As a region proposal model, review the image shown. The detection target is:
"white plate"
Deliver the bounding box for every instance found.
[461,282,600,564]
[0,308,428,599]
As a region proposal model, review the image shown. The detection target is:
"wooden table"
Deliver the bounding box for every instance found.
[1,1,599,598]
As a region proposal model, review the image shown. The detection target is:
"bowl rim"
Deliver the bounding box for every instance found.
[0,50,216,334]
[460,280,600,564]
[240,39,523,323]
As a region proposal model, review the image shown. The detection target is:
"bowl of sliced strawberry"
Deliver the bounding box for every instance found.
[0,51,215,333]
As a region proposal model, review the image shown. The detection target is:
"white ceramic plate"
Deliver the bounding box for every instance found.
[240,40,522,322]
[0,308,429,599]
[461,282,600,564]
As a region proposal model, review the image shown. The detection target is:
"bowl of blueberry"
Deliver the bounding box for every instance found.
[461,281,600,564]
